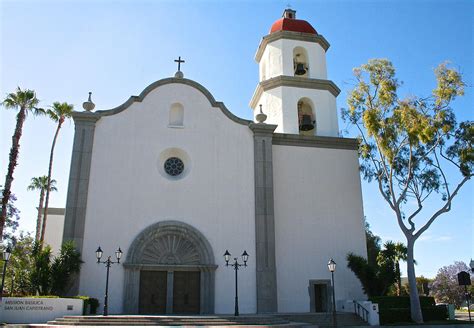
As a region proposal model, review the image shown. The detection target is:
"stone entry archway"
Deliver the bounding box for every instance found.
[123,221,216,314]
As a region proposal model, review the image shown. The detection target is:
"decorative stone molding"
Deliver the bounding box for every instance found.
[250,76,341,108]
[272,133,359,150]
[255,30,330,62]
[123,221,216,314]
[72,78,251,126]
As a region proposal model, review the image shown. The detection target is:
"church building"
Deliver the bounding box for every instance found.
[62,9,367,315]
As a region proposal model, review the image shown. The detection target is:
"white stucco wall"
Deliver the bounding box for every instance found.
[272,145,367,312]
[78,82,256,314]
[42,208,65,255]
[259,39,327,81]
[256,87,338,137]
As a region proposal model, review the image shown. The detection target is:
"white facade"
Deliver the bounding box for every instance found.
[42,208,65,255]
[62,9,367,316]
[79,83,257,314]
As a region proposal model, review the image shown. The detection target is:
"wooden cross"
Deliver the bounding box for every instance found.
[174,56,185,71]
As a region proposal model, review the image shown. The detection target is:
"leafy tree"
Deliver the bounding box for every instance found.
[343,59,472,322]
[2,232,35,296]
[41,102,74,244]
[30,242,53,295]
[365,221,381,267]
[347,242,398,296]
[27,176,57,241]
[1,87,44,241]
[430,261,473,308]
[50,241,82,295]
[0,189,20,244]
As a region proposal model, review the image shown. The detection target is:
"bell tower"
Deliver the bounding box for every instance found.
[250,9,340,137]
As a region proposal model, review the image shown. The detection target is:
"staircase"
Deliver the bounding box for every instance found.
[277,312,369,327]
[28,312,369,327]
[44,315,293,326]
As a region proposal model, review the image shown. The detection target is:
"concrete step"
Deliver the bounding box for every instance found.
[45,314,292,326]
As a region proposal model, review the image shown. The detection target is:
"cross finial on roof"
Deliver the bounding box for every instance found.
[174,56,185,72]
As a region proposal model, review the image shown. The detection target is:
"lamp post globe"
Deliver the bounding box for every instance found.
[96,246,103,262]
[1,246,12,301]
[3,246,11,261]
[328,258,336,272]
[115,247,123,262]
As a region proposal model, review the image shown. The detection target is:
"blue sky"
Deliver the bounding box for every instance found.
[0,0,472,278]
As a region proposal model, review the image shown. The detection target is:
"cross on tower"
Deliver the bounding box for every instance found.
[174,56,185,72]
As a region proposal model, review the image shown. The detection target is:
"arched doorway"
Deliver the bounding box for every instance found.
[122,221,216,314]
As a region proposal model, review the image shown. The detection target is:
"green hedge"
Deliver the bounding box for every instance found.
[75,296,99,314]
[370,296,447,324]
[369,296,435,308]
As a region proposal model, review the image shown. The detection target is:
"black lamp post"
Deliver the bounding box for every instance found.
[1,246,12,302]
[328,258,337,328]
[96,246,122,316]
[224,250,249,316]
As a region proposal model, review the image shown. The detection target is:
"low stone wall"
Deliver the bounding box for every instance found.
[0,297,83,324]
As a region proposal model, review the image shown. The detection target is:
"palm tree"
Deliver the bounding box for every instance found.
[378,241,410,295]
[27,176,57,241]
[1,87,44,241]
[40,102,74,244]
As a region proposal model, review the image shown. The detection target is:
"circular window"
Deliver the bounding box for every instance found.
[164,157,184,177]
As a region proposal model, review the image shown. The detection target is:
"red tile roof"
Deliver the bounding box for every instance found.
[270,18,317,35]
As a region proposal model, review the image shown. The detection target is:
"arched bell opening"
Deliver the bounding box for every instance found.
[298,98,316,136]
[293,47,309,78]
[169,103,184,127]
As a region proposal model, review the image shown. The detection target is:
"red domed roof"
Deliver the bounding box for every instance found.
[270,17,317,35]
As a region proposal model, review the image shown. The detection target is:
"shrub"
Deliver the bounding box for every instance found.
[75,296,99,315]
[370,296,447,324]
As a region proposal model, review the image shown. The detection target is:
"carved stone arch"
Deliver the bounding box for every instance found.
[122,221,216,314]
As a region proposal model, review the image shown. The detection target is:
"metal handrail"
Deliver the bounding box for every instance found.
[353,300,370,322]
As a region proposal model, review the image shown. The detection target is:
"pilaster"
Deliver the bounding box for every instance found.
[62,113,99,294]
[249,123,278,313]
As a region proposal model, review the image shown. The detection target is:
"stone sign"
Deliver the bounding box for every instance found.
[0,297,83,324]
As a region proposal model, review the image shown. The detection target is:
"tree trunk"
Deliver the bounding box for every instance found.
[406,236,423,323]
[1,107,27,242]
[35,188,45,241]
[40,119,63,245]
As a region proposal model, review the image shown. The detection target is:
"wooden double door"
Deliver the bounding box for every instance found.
[139,271,200,314]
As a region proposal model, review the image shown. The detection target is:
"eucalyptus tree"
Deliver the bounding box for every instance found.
[343,59,472,323]
[27,176,57,241]
[1,88,44,240]
[40,102,74,244]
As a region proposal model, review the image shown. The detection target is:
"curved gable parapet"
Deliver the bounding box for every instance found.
[72,78,251,126]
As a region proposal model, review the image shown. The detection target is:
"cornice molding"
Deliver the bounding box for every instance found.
[72,78,251,126]
[255,31,330,62]
[272,133,358,150]
[250,76,341,108]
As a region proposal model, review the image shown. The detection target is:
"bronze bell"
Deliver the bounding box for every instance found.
[300,114,315,131]
[295,63,307,75]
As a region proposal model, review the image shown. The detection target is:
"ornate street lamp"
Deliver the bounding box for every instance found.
[470,259,474,273]
[224,250,249,316]
[1,246,12,301]
[328,258,337,327]
[96,246,123,316]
